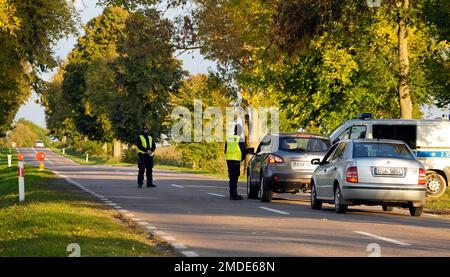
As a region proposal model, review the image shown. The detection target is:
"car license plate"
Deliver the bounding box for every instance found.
[374,167,404,176]
[291,161,313,169]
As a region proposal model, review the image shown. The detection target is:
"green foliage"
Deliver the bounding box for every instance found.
[169,74,231,170]
[186,0,449,132]
[0,118,49,147]
[0,0,78,136]
[61,6,129,142]
[109,8,184,144]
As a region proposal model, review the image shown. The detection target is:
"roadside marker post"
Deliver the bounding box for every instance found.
[86,153,89,164]
[18,154,25,202]
[7,154,12,167]
[62,148,65,155]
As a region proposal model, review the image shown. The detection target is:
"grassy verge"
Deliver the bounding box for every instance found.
[50,145,134,166]
[425,190,450,214]
[0,152,172,257]
[49,145,230,179]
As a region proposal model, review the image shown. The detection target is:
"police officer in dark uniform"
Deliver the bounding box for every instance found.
[136,126,156,188]
[224,124,246,200]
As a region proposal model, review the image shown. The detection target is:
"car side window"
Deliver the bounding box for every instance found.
[338,127,351,141]
[322,143,339,164]
[349,125,367,139]
[331,142,347,163]
[257,136,271,153]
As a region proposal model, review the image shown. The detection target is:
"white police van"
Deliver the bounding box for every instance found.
[329,114,450,198]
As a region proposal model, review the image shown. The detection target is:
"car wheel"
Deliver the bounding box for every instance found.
[247,172,259,199]
[334,186,348,214]
[310,182,322,210]
[259,175,272,202]
[409,205,423,217]
[426,172,446,198]
[382,205,394,212]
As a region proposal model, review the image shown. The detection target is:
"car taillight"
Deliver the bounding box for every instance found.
[346,166,358,183]
[418,168,427,185]
[267,154,284,164]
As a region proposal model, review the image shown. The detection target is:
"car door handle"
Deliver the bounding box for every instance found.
[332,167,337,170]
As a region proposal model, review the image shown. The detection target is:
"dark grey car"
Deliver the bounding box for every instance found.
[246,133,331,202]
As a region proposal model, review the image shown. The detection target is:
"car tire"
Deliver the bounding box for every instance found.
[409,205,423,217]
[426,172,447,198]
[382,205,394,212]
[247,172,259,199]
[310,182,322,210]
[259,175,272,203]
[334,186,348,214]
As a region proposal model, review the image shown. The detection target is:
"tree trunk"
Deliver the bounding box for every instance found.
[112,139,122,159]
[398,0,413,119]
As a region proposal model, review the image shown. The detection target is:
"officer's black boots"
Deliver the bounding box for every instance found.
[147,183,156,188]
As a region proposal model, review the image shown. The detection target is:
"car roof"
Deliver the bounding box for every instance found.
[341,138,407,144]
[271,132,330,140]
[344,118,450,124]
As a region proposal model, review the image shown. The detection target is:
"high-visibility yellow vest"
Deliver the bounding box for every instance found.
[137,135,153,154]
[225,135,242,161]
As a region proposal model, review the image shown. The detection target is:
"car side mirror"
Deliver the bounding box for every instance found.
[246,148,255,155]
[311,158,321,165]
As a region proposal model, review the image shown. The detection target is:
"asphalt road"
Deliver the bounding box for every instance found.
[18,148,450,257]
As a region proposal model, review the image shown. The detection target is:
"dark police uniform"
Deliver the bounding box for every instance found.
[136,132,156,188]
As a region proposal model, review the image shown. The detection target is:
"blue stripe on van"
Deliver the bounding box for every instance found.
[412,151,450,158]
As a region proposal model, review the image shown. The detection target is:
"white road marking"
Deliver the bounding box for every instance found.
[137,221,151,226]
[259,206,291,215]
[145,225,157,230]
[182,251,199,257]
[113,206,122,209]
[118,209,128,213]
[171,243,188,250]
[162,236,176,241]
[354,231,412,246]
[131,217,143,222]
[153,230,167,236]
[207,193,225,197]
[171,184,184,188]
[104,196,158,200]
[128,173,135,176]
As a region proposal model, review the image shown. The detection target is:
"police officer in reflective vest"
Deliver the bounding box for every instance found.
[136,126,156,188]
[225,124,246,200]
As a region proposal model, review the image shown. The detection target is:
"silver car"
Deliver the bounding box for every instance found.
[247,133,331,202]
[310,139,426,216]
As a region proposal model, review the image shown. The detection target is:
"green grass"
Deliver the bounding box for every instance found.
[0,152,171,257]
[425,189,450,213]
[50,145,134,167]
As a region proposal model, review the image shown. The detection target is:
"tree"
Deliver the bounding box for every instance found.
[61,6,129,142]
[169,74,231,170]
[178,0,448,133]
[272,0,448,119]
[0,0,78,136]
[109,8,184,144]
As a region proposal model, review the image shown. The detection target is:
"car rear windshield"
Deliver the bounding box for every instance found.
[353,142,414,159]
[279,137,331,152]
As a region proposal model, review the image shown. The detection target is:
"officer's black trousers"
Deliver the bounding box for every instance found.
[226,160,241,198]
[138,154,153,186]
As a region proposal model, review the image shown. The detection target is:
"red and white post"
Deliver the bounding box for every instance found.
[18,154,25,202]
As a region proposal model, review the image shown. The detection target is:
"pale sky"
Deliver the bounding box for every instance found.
[14,1,449,128]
